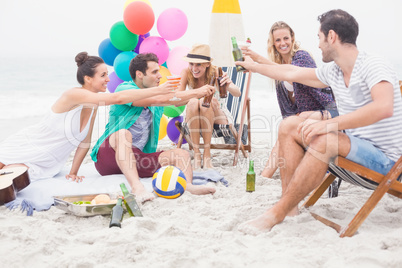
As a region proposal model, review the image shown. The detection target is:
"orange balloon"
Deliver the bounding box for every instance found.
[123,1,154,35]
[159,65,171,85]
[158,115,168,140]
[123,0,152,9]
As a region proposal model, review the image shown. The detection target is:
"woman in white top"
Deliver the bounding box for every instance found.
[179,44,241,169]
[0,52,172,182]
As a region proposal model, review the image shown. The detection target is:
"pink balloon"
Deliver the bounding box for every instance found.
[139,36,169,65]
[157,8,188,41]
[166,46,190,75]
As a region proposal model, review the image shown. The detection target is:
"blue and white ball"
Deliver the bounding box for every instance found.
[152,166,187,199]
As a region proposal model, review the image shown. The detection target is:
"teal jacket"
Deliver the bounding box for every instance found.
[91,81,163,162]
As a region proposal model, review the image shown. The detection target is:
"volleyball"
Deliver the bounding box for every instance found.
[152,166,187,199]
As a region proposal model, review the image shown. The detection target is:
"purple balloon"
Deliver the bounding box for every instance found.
[134,32,150,54]
[108,71,124,93]
[167,116,187,144]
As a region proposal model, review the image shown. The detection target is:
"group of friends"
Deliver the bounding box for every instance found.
[1,9,401,234]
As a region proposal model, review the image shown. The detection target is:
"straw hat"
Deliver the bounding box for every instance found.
[183,44,213,63]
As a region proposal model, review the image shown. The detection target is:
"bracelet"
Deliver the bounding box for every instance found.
[320,110,324,120]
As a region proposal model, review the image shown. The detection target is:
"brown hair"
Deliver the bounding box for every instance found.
[129,53,159,80]
[75,52,104,85]
[185,63,216,89]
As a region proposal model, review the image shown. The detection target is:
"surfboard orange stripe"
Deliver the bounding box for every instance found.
[211,0,241,14]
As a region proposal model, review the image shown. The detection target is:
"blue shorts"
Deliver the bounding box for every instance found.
[346,134,395,175]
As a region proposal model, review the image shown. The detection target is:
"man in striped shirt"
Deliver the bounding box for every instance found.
[236,9,402,234]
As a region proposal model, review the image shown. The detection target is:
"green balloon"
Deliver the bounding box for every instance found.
[110,21,139,51]
[163,105,186,118]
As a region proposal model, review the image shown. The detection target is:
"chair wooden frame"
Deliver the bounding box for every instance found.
[175,68,252,166]
[302,81,402,237]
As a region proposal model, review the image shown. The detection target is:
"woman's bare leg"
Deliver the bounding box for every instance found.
[199,102,215,169]
[261,141,279,178]
[185,99,202,169]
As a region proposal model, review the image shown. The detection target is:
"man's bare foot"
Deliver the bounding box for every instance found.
[186,183,216,195]
[238,211,279,235]
[132,183,155,203]
[193,151,202,170]
[287,206,299,217]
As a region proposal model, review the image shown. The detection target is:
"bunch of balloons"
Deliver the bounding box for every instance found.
[97,0,190,144]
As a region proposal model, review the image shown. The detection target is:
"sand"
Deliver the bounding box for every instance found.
[1,75,402,267]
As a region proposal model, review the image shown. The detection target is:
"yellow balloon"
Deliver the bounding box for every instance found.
[158,115,168,140]
[159,65,172,85]
[124,0,152,9]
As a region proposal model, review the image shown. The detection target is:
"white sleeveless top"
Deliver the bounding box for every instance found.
[0,106,94,180]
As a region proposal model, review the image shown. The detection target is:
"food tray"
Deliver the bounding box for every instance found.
[53,193,122,217]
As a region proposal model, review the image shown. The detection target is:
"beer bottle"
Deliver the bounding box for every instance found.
[246,160,255,192]
[217,67,227,98]
[231,36,246,72]
[120,183,143,217]
[109,197,124,228]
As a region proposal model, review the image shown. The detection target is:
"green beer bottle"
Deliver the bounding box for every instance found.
[246,160,255,192]
[109,197,124,228]
[231,36,246,72]
[120,183,143,217]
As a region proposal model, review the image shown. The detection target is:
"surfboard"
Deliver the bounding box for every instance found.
[208,0,246,67]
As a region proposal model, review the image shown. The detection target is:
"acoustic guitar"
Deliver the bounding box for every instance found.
[0,166,30,205]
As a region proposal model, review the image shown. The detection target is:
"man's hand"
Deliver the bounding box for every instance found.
[297,119,339,145]
[157,80,177,94]
[235,56,257,72]
[65,174,85,183]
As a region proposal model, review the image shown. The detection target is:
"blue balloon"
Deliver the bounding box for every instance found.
[114,51,137,81]
[98,38,123,66]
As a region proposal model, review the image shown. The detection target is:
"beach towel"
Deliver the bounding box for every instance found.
[5,164,227,216]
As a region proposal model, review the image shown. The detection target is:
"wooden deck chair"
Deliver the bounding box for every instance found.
[301,81,402,237]
[175,67,252,166]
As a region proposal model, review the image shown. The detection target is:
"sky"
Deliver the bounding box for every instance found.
[1,0,401,72]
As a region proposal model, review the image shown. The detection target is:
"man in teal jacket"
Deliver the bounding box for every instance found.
[91,53,215,203]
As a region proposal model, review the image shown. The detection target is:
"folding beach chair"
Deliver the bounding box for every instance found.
[175,67,252,166]
[302,81,402,237]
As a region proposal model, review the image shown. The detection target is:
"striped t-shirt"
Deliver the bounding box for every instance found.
[315,51,402,162]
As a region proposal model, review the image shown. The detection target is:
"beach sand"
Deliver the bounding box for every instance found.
[1,75,402,267]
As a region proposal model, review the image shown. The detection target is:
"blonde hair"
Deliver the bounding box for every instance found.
[267,21,300,64]
[185,63,216,88]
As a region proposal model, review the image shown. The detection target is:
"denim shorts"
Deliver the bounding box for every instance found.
[346,134,395,175]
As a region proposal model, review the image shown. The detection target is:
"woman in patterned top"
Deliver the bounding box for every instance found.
[242,21,338,178]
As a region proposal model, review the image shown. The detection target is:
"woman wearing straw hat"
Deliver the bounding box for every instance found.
[179,44,241,169]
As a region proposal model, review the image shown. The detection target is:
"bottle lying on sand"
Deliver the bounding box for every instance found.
[120,183,143,217]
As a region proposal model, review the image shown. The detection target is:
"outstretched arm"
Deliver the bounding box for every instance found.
[54,82,174,112]
[236,56,328,89]
[129,84,215,107]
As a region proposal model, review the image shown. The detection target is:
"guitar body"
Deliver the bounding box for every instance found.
[0,166,30,205]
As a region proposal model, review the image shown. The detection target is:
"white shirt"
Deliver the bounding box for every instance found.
[316,52,402,162]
